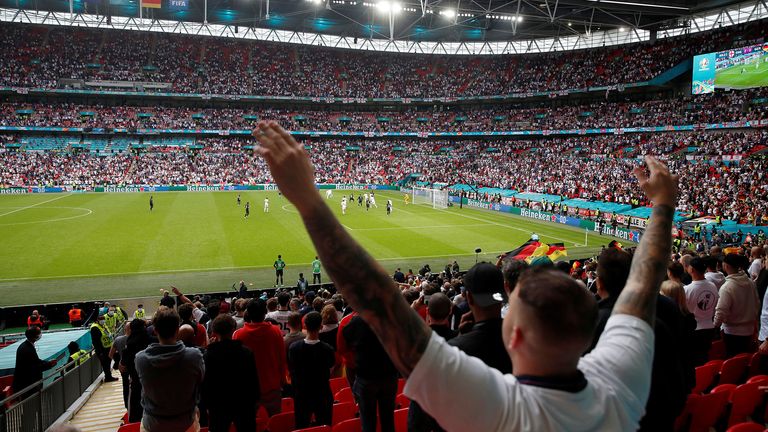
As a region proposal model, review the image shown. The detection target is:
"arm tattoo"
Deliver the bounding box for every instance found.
[612,204,674,326]
[301,201,431,377]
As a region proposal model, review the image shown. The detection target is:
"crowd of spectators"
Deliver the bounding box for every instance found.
[3,87,768,132]
[1,20,766,97]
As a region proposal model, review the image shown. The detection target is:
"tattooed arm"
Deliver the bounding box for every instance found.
[253,121,430,377]
[612,156,678,326]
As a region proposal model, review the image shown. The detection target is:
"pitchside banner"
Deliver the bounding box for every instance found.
[89,184,400,193]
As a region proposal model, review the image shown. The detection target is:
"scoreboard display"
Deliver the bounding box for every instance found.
[692,43,768,94]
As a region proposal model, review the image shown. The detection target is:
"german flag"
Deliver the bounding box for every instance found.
[142,0,161,8]
[504,241,568,263]
[608,240,623,250]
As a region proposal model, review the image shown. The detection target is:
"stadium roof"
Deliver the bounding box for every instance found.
[0,0,765,54]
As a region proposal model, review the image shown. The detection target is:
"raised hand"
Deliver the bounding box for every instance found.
[632,156,678,208]
[253,121,319,214]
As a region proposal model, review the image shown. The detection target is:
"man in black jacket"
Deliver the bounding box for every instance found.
[12,327,58,393]
[203,314,260,432]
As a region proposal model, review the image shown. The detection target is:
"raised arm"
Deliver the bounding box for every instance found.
[612,156,678,326]
[254,121,431,377]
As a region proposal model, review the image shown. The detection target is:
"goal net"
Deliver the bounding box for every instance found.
[412,187,449,209]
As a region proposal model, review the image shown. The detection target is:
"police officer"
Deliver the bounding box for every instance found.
[134,304,146,320]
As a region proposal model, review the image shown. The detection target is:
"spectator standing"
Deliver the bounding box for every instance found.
[233,298,286,416]
[109,322,131,408]
[284,312,306,351]
[704,257,725,289]
[266,292,292,335]
[135,307,204,432]
[714,254,760,357]
[319,304,339,350]
[683,257,720,365]
[159,290,175,309]
[749,246,765,281]
[90,315,117,382]
[121,319,153,423]
[12,327,58,393]
[288,311,335,429]
[203,315,260,432]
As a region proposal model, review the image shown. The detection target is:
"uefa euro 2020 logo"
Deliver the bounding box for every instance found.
[698,57,710,72]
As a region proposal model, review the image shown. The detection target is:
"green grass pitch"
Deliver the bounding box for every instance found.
[0,191,625,306]
[716,58,768,89]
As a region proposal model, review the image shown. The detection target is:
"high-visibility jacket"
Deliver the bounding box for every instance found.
[104,314,118,334]
[91,323,113,349]
[68,308,83,323]
[27,316,43,328]
[134,309,146,320]
[70,349,90,365]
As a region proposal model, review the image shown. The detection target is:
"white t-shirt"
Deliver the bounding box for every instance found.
[749,259,764,280]
[704,271,725,289]
[404,314,654,432]
[265,310,292,335]
[684,280,719,330]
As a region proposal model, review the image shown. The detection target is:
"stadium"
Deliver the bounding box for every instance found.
[0,0,768,430]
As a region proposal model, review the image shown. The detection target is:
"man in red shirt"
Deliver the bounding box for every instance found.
[234,298,287,416]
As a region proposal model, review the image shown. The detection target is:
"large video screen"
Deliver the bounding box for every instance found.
[692,43,768,94]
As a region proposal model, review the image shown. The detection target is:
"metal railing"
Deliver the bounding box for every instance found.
[0,323,126,432]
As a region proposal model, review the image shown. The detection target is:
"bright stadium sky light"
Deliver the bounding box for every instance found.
[440,8,456,18]
[376,1,402,13]
[585,0,688,11]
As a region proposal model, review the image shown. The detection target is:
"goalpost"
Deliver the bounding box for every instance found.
[412,187,449,209]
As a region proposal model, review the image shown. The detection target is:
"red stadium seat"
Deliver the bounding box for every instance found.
[257,406,269,419]
[727,382,764,427]
[709,340,727,361]
[294,427,332,432]
[117,423,140,432]
[332,402,357,425]
[693,362,721,394]
[685,391,731,432]
[256,416,269,432]
[333,418,362,432]
[747,352,763,378]
[330,377,350,396]
[394,408,408,432]
[397,378,406,395]
[395,393,410,409]
[726,422,766,432]
[711,383,737,397]
[281,397,294,413]
[266,411,295,432]
[746,375,768,384]
[720,354,752,385]
[335,387,355,404]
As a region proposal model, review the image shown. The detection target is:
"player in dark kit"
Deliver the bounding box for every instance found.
[149,195,153,212]
[386,200,392,215]
[358,195,363,206]
[244,201,250,219]
[237,194,241,206]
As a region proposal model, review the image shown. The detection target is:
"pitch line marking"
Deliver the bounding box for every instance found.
[0,250,514,282]
[0,194,71,218]
[0,206,93,226]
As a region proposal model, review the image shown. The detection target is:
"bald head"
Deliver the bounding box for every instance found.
[178,324,195,346]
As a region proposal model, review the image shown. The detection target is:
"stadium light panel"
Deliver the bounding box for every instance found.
[619,26,626,31]
[440,8,456,18]
[585,0,688,11]
[515,15,523,22]
[376,1,402,13]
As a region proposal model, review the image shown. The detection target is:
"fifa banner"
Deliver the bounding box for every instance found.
[692,43,768,94]
[450,196,643,243]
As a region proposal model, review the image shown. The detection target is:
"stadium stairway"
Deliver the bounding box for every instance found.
[68,375,126,432]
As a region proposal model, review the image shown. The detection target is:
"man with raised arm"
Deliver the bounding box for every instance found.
[253,121,678,431]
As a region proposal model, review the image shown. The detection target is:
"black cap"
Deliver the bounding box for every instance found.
[464,262,507,307]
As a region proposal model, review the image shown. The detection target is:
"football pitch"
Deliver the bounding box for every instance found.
[716,59,768,89]
[0,191,623,306]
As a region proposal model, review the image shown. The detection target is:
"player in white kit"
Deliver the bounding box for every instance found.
[264,197,270,212]
[326,189,333,199]
[341,197,348,215]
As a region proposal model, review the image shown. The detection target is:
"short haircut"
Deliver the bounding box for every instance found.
[277,292,291,307]
[501,258,529,292]
[287,312,303,330]
[427,293,452,321]
[178,303,194,321]
[246,298,267,323]
[424,283,441,296]
[667,261,685,280]
[704,256,718,271]
[596,248,632,298]
[266,298,278,312]
[67,341,79,354]
[235,298,247,313]
[153,307,181,340]
[25,326,41,341]
[321,304,338,325]
[312,297,325,312]
[517,268,597,346]
[689,257,707,274]
[211,314,237,338]
[304,311,322,332]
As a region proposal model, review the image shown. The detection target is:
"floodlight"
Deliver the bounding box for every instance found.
[441,8,456,18]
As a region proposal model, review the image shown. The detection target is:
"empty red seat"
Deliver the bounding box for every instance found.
[332,402,357,425]
[294,427,332,432]
[117,423,140,432]
[330,377,350,396]
[727,382,764,428]
[394,408,409,432]
[693,362,721,394]
[711,383,737,397]
[266,411,295,432]
[335,387,355,404]
[395,393,410,409]
[281,397,294,413]
[747,352,763,378]
[746,374,768,385]
[726,422,766,432]
[720,354,752,385]
[685,390,731,432]
[333,417,362,432]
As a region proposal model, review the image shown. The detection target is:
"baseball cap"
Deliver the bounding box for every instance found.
[463,262,507,307]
